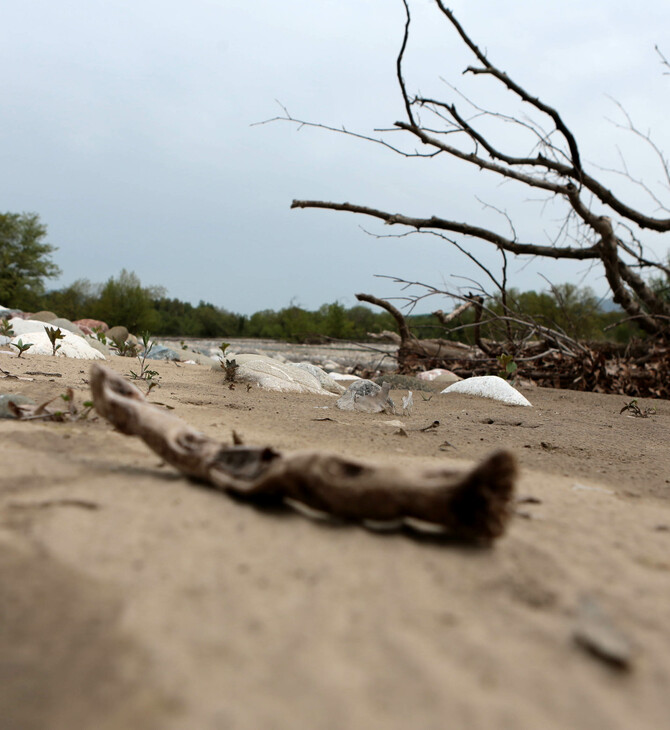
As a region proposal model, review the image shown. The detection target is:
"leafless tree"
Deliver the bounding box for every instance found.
[276,1,670,338]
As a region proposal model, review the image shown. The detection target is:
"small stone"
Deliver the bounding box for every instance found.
[573,595,634,670]
[336,380,395,413]
[0,394,35,418]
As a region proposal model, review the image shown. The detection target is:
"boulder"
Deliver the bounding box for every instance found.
[84,335,112,358]
[29,310,58,323]
[417,368,461,385]
[295,362,346,395]
[179,350,219,368]
[441,376,532,407]
[107,326,129,344]
[10,330,105,360]
[74,318,109,335]
[8,318,55,336]
[49,317,85,337]
[143,345,180,361]
[225,355,335,395]
[7,317,85,339]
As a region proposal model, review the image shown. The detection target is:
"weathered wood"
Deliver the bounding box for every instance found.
[90,364,516,542]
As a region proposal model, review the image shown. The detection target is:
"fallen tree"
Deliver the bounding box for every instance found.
[358,291,670,399]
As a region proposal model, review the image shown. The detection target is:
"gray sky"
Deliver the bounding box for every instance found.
[2,0,669,314]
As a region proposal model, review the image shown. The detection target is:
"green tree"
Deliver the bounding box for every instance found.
[0,212,61,309]
[91,269,164,332]
[40,278,94,321]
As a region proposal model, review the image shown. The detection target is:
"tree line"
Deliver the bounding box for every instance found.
[0,211,655,343]
[8,266,645,344]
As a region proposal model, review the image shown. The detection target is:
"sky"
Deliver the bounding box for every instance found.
[2,0,669,314]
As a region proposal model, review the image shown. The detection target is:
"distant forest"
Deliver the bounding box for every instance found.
[23,269,645,345]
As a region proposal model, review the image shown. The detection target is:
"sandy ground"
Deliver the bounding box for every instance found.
[1,349,669,730]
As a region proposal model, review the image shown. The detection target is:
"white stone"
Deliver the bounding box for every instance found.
[417,368,461,383]
[441,375,532,407]
[335,380,394,413]
[232,356,335,395]
[8,318,55,336]
[328,372,361,381]
[10,330,105,359]
[295,362,346,395]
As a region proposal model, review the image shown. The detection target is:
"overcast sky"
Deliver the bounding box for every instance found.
[2,0,669,314]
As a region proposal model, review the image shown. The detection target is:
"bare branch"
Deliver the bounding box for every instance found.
[355,292,415,343]
[656,45,670,75]
[393,120,571,193]
[397,0,416,127]
[433,0,583,173]
[291,198,600,260]
[254,104,442,159]
[433,300,474,326]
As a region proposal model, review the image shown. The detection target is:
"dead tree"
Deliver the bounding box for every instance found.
[356,291,472,368]
[279,1,670,339]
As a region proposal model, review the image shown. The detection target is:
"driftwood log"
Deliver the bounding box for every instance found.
[90,364,516,542]
[355,293,473,365]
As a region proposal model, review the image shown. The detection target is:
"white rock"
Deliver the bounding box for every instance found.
[417,368,460,383]
[441,375,532,407]
[10,330,105,359]
[328,372,361,381]
[232,356,335,395]
[335,380,394,413]
[9,318,55,336]
[295,362,346,395]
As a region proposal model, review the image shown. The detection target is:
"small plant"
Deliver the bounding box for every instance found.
[497,353,518,380]
[129,332,160,393]
[222,357,239,383]
[620,399,656,418]
[92,327,108,345]
[0,318,14,337]
[218,342,239,383]
[180,340,188,351]
[10,339,32,357]
[111,335,138,357]
[10,388,95,421]
[45,326,65,356]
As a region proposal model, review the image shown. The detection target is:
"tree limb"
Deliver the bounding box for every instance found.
[292,199,600,260]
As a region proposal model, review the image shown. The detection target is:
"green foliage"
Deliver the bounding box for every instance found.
[0,212,61,310]
[497,353,518,379]
[482,284,639,343]
[110,335,138,357]
[0,319,14,337]
[91,269,164,333]
[129,332,160,393]
[29,266,644,345]
[45,326,65,355]
[10,339,32,357]
[40,278,95,321]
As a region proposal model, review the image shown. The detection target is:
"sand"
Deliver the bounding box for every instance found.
[1,349,669,730]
